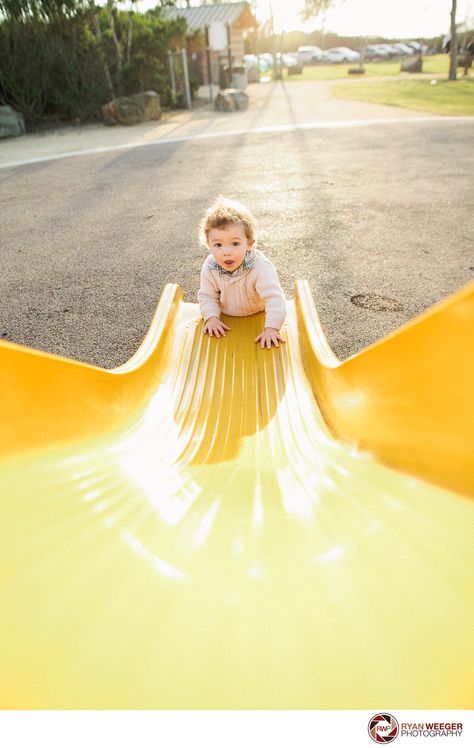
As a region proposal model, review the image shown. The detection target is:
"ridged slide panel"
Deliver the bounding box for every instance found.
[0,280,472,708]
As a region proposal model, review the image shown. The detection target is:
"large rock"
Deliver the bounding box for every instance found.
[215,89,248,112]
[401,56,423,73]
[215,91,236,112]
[457,54,472,68]
[102,91,161,126]
[0,105,26,139]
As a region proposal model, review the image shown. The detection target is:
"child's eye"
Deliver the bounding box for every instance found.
[232,242,240,247]
[214,243,221,248]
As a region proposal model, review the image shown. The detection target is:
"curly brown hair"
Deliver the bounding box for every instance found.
[199,197,256,247]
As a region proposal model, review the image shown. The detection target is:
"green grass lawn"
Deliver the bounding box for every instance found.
[331,78,474,116]
[283,54,463,82]
[280,54,473,115]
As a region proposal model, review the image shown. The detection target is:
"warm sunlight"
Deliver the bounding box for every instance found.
[256,0,473,38]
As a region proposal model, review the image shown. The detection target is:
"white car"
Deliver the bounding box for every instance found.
[393,42,414,56]
[376,43,399,58]
[345,47,361,62]
[406,41,422,53]
[297,46,324,65]
[283,53,299,67]
[365,44,390,59]
[323,47,360,63]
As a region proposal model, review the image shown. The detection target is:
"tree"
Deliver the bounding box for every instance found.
[302,0,337,19]
[0,0,189,119]
[0,0,79,21]
[87,0,115,98]
[449,0,457,81]
[95,0,179,97]
[302,0,342,53]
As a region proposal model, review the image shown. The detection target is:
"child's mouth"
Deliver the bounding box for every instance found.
[224,260,234,267]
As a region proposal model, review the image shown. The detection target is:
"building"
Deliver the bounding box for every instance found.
[163,2,257,86]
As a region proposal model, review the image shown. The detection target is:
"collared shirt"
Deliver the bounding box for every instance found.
[207,250,255,278]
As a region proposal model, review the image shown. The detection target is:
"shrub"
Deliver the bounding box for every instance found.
[0,2,189,122]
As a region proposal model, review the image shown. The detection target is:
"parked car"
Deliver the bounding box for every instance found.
[365,45,377,59]
[406,41,422,53]
[323,47,360,63]
[282,53,298,67]
[258,53,274,74]
[344,47,361,62]
[393,42,414,56]
[376,43,399,58]
[297,46,324,65]
[365,44,390,59]
[376,45,393,58]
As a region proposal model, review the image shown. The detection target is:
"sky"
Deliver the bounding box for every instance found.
[133,1,473,39]
[256,0,474,38]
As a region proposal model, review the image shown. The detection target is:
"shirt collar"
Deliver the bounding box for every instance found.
[208,249,255,277]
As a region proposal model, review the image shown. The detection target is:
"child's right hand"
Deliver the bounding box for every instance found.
[203,316,231,338]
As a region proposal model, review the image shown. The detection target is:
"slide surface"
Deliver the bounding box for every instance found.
[0,281,473,709]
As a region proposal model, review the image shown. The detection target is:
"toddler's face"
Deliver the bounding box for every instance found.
[208,222,253,272]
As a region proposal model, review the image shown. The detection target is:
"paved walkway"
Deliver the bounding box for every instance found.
[0,78,436,168]
[2,76,473,368]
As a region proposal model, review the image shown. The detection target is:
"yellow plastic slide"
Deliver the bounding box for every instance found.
[0,281,473,709]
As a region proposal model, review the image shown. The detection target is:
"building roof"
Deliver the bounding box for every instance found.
[162,2,256,31]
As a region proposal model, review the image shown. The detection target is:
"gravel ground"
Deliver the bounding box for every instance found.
[1,80,473,368]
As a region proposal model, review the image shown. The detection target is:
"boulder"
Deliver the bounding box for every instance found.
[457,54,472,68]
[348,67,366,75]
[215,91,236,112]
[401,56,423,73]
[230,89,248,111]
[215,89,249,112]
[0,105,26,139]
[102,91,161,126]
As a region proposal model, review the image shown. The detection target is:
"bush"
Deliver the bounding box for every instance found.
[120,11,187,108]
[0,3,189,123]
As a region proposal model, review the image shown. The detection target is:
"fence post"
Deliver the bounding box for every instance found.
[226,21,233,86]
[181,48,193,110]
[205,25,213,104]
[168,50,177,99]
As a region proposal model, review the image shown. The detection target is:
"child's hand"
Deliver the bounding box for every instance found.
[203,316,231,338]
[254,327,286,349]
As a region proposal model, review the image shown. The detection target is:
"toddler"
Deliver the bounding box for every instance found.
[197,197,286,349]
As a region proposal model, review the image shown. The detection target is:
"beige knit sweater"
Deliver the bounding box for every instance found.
[198,249,286,330]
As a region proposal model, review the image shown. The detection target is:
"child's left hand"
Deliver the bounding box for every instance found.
[254,327,286,349]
